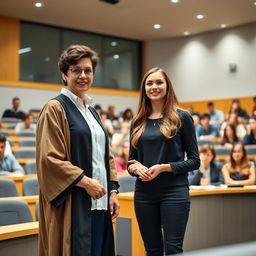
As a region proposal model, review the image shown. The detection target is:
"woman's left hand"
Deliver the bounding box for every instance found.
[109,192,120,219]
[141,164,164,181]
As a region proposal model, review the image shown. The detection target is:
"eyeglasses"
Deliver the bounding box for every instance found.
[68,67,93,76]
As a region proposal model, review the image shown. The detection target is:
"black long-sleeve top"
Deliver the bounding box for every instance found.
[128,109,200,187]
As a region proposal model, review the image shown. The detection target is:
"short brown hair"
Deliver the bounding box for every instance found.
[198,144,216,161]
[58,45,99,85]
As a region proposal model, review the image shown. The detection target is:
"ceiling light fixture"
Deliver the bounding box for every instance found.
[35,2,43,7]
[153,24,161,29]
[113,54,120,59]
[254,1,256,6]
[184,31,189,36]
[110,41,117,47]
[196,14,204,19]
[170,0,179,3]
[220,24,227,28]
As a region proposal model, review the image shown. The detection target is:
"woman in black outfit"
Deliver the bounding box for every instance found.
[128,67,200,255]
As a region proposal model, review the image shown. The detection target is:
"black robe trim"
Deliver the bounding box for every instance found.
[53,94,115,256]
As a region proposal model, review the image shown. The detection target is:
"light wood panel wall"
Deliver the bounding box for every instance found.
[0,16,19,81]
[179,96,255,116]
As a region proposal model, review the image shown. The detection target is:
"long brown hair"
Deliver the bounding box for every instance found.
[131,67,181,148]
[222,124,238,145]
[228,143,250,176]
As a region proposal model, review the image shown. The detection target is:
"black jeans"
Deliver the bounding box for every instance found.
[134,183,190,256]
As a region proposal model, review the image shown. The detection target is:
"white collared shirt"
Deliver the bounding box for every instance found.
[61,88,108,210]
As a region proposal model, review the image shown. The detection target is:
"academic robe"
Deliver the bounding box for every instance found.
[36,96,118,256]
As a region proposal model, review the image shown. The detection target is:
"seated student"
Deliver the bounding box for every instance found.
[119,108,133,122]
[2,97,25,120]
[220,124,240,148]
[0,128,12,156]
[196,113,219,140]
[0,134,24,176]
[111,121,130,153]
[207,101,224,127]
[222,143,255,185]
[114,140,129,173]
[99,110,115,137]
[192,113,201,130]
[15,113,36,133]
[228,98,250,122]
[189,144,223,186]
[242,116,256,145]
[220,113,247,140]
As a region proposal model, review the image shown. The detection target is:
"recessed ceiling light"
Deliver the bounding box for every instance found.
[184,31,189,36]
[196,14,204,19]
[254,1,256,6]
[18,47,32,54]
[35,2,43,7]
[110,41,117,47]
[153,24,161,29]
[220,24,227,28]
[170,0,179,3]
[113,54,120,59]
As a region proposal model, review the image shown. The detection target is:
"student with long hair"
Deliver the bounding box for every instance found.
[222,143,255,185]
[128,67,200,255]
[220,123,239,148]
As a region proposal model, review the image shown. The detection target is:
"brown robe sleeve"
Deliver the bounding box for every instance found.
[109,146,118,183]
[36,99,84,203]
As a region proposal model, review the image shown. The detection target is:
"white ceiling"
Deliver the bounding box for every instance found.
[0,0,256,40]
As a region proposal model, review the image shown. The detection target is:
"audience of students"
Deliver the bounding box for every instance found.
[2,97,25,120]
[222,144,255,185]
[15,113,36,133]
[114,140,129,173]
[0,134,24,176]
[189,145,224,186]
[207,101,224,127]
[242,116,256,145]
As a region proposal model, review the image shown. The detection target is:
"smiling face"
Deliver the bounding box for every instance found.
[61,57,93,98]
[145,71,167,103]
[232,144,244,163]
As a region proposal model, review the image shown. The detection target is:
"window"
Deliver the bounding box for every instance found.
[20,22,141,90]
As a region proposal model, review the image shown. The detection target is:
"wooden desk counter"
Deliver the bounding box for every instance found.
[0,221,39,241]
[0,195,39,221]
[0,222,38,255]
[0,174,37,196]
[118,187,256,255]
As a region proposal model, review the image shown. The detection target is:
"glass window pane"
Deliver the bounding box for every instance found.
[20,22,141,90]
[20,23,61,84]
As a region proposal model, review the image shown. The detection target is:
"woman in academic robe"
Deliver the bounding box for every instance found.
[36,45,119,256]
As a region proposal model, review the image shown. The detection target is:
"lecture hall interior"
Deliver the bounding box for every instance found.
[0,0,256,255]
